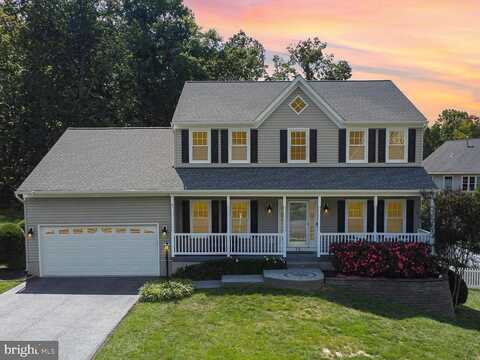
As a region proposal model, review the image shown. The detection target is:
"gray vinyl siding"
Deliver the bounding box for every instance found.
[174,88,424,166]
[24,197,170,276]
[431,174,480,191]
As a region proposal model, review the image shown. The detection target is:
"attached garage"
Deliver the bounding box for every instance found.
[39,224,160,277]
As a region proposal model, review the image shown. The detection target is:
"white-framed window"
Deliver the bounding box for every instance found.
[189,129,210,163]
[190,200,211,233]
[231,199,250,233]
[288,128,309,163]
[289,95,308,115]
[385,199,406,233]
[229,129,250,163]
[386,128,407,163]
[444,176,453,190]
[347,129,367,163]
[462,176,477,191]
[346,200,366,233]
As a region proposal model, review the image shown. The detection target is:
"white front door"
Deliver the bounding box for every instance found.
[288,201,309,248]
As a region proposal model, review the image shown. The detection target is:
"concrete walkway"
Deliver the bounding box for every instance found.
[0,277,148,360]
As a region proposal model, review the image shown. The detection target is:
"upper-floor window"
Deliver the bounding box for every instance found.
[289,95,308,115]
[288,128,309,163]
[386,129,407,162]
[231,199,250,233]
[462,176,477,191]
[385,199,405,233]
[229,129,250,163]
[191,200,210,233]
[346,200,365,233]
[444,176,453,190]
[190,130,210,163]
[347,129,367,162]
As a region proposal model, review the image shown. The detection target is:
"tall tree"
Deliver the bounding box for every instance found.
[267,55,297,81]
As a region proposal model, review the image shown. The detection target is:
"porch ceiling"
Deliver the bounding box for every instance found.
[176,167,435,191]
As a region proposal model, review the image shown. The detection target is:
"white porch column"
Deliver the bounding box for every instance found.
[282,195,287,257]
[430,195,435,249]
[373,195,378,242]
[317,195,322,257]
[170,195,175,257]
[227,195,231,257]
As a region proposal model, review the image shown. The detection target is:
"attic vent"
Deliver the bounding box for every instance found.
[289,96,308,114]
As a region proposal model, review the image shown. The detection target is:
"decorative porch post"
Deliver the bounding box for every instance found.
[282,195,287,258]
[227,195,231,257]
[430,195,435,250]
[170,195,175,257]
[317,195,322,257]
[373,195,378,242]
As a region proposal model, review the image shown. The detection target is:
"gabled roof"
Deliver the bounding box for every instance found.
[423,138,480,174]
[172,77,427,127]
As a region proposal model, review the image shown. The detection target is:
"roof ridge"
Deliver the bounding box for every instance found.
[66,127,172,130]
[185,79,393,84]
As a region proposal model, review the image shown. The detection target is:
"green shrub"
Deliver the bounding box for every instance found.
[174,257,287,280]
[448,270,468,305]
[0,223,25,270]
[17,219,25,231]
[139,279,194,302]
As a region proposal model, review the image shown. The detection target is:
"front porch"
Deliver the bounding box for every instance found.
[169,195,433,258]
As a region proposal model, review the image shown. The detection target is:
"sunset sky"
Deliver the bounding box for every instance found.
[184,0,480,123]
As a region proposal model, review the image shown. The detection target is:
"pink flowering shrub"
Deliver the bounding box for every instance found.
[330,241,438,278]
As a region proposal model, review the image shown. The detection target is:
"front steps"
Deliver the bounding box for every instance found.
[287,253,334,271]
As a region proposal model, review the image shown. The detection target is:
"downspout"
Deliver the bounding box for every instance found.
[15,191,30,276]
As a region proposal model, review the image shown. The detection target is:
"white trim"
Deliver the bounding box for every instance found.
[170,195,175,257]
[426,171,480,175]
[189,129,211,164]
[443,175,453,190]
[287,200,310,247]
[288,128,310,163]
[462,175,477,192]
[289,95,309,115]
[38,223,160,277]
[189,200,212,233]
[384,199,407,233]
[345,199,367,233]
[346,128,368,163]
[228,128,250,163]
[386,128,408,163]
[230,199,251,233]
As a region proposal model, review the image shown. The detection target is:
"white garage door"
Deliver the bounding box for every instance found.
[39,224,160,277]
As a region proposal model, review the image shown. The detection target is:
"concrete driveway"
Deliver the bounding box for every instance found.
[0,277,150,360]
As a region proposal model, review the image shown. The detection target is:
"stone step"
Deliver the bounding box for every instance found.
[221,274,265,287]
[288,261,334,271]
[263,268,325,290]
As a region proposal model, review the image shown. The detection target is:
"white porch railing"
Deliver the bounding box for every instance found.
[318,232,433,255]
[173,233,284,256]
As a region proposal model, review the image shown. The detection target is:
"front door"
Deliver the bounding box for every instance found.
[288,201,308,248]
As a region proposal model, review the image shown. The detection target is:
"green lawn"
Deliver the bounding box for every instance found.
[0,279,23,294]
[96,287,480,360]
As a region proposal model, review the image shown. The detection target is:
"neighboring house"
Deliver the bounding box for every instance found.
[423,138,480,191]
[16,76,435,277]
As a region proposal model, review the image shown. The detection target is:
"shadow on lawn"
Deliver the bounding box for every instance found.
[198,286,480,331]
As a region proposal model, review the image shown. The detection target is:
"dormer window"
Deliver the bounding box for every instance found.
[289,96,308,115]
[190,130,210,163]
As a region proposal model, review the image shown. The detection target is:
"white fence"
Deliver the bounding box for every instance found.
[462,268,480,289]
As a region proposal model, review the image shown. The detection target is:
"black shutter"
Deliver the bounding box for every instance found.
[250,200,258,233]
[182,200,190,232]
[337,199,345,233]
[309,129,317,162]
[376,200,385,232]
[378,129,386,163]
[367,200,374,232]
[406,199,415,233]
[220,129,228,163]
[280,129,288,163]
[220,200,227,233]
[408,128,416,163]
[338,129,346,163]
[250,129,258,163]
[211,200,219,233]
[211,129,219,163]
[368,129,376,163]
[181,130,189,163]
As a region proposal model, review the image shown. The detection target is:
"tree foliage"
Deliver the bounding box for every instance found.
[424,109,480,158]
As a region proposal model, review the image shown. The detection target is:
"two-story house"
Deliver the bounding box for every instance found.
[16,76,435,277]
[423,138,480,191]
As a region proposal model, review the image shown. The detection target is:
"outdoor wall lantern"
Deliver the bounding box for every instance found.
[161,225,168,237]
[266,204,273,214]
[323,203,329,215]
[27,228,34,239]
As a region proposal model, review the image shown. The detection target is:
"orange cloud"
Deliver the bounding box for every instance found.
[184,0,480,123]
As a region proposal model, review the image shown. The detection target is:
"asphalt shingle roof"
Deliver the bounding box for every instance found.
[17,128,435,193]
[423,138,480,174]
[172,80,426,124]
